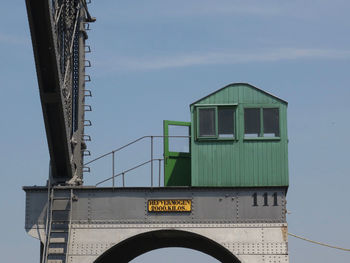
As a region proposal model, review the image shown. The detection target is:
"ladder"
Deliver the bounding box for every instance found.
[42,187,73,263]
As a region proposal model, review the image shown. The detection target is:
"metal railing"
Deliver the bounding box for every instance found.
[85,135,190,187]
[95,158,163,187]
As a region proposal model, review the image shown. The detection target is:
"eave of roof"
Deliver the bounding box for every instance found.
[190,82,288,106]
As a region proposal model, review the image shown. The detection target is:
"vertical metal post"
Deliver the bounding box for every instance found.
[112,151,115,188]
[42,180,51,263]
[158,159,161,187]
[65,188,74,262]
[151,136,154,187]
[122,172,125,187]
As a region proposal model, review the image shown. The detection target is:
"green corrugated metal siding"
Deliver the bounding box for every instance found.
[190,83,289,187]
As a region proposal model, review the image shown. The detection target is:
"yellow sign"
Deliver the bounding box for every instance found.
[148,199,192,212]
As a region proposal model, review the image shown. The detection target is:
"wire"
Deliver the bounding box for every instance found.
[288,233,350,252]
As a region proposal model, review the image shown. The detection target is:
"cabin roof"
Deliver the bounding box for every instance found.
[190,83,288,106]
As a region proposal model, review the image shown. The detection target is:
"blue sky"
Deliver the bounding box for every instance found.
[1,0,350,262]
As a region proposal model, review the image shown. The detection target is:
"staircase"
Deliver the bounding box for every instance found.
[42,188,73,263]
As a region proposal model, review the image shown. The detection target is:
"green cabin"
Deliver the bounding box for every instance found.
[164,83,289,188]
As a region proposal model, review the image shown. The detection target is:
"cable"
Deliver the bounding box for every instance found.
[288,233,350,252]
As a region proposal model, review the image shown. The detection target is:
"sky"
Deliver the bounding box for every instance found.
[1,0,350,262]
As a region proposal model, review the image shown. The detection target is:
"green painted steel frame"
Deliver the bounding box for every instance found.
[163,120,191,158]
[163,120,191,186]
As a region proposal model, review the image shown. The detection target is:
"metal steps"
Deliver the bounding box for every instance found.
[42,189,72,263]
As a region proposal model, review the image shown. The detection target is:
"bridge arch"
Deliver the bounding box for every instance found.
[94,229,241,263]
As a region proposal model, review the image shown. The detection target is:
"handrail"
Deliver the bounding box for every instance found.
[95,158,163,186]
[84,135,190,165]
[84,136,149,165]
[86,135,190,187]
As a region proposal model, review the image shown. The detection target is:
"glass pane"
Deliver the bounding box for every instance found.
[263,108,280,137]
[168,125,190,153]
[244,108,260,137]
[218,108,234,138]
[199,108,215,137]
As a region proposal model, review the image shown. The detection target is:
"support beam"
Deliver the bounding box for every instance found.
[25,0,73,182]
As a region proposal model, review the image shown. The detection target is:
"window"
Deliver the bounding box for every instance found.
[168,125,190,153]
[244,108,260,137]
[197,106,235,139]
[218,108,235,138]
[198,108,215,137]
[263,108,279,137]
[244,107,280,138]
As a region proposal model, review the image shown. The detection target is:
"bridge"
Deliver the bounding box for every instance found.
[25,186,288,263]
[23,1,290,262]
